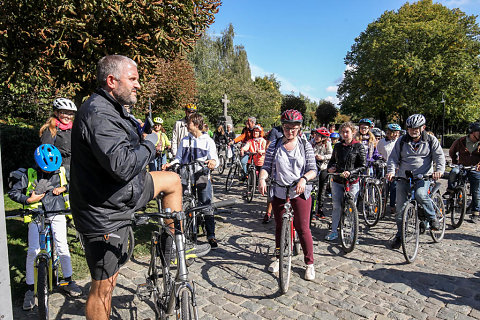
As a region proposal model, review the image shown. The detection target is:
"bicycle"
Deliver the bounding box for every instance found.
[169,160,210,247]
[215,143,228,175]
[395,171,446,263]
[446,164,473,229]
[244,152,259,203]
[328,173,359,253]
[225,145,244,192]
[110,199,235,319]
[7,208,72,320]
[268,178,315,294]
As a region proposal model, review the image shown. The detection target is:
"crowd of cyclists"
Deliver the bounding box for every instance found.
[7,54,480,318]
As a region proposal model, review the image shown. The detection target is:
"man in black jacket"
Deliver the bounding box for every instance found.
[70,55,184,320]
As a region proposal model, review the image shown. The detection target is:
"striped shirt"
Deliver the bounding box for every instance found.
[262,137,317,199]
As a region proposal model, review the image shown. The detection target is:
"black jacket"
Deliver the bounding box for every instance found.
[327,139,366,184]
[213,131,228,145]
[70,88,156,236]
[8,167,68,215]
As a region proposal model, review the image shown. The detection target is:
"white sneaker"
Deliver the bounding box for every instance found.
[268,259,279,273]
[305,264,315,281]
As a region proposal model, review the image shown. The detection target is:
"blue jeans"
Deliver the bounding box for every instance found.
[395,179,436,238]
[149,153,167,171]
[240,155,248,174]
[331,181,359,231]
[194,180,215,239]
[468,170,480,212]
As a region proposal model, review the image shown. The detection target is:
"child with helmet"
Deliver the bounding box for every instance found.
[149,117,171,171]
[39,98,77,169]
[330,132,340,146]
[311,127,333,219]
[8,144,82,310]
[240,124,267,170]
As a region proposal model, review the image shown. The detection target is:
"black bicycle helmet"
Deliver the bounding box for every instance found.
[468,122,480,134]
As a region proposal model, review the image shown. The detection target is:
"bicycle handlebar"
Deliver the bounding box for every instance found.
[6,208,71,218]
[108,199,237,222]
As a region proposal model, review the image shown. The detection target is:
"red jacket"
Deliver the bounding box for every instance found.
[449,136,480,166]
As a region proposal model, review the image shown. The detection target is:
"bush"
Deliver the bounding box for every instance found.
[443,134,464,149]
[0,124,39,189]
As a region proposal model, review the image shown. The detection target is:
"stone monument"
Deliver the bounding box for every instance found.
[218,93,233,129]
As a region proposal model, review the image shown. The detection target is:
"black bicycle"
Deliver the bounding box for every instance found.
[226,145,243,192]
[244,152,259,203]
[110,199,235,319]
[328,173,359,253]
[215,143,228,175]
[446,164,473,229]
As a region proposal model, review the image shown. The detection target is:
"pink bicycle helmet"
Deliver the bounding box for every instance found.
[281,109,303,124]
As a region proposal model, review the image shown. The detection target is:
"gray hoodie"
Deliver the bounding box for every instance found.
[387,131,445,178]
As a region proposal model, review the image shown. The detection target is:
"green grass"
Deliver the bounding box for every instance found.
[5,194,157,304]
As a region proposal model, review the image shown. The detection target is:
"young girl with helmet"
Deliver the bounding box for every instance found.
[330,132,340,146]
[354,118,382,167]
[258,109,317,281]
[241,125,267,170]
[39,98,77,169]
[311,127,333,219]
[8,144,82,310]
[149,117,171,171]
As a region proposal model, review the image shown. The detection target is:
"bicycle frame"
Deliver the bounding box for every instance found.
[33,214,57,294]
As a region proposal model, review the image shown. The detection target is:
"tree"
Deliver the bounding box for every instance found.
[281,94,307,116]
[0,0,221,123]
[337,0,480,131]
[189,24,282,129]
[316,100,338,126]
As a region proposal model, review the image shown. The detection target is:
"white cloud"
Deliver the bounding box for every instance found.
[250,63,320,102]
[325,96,340,106]
[326,86,338,93]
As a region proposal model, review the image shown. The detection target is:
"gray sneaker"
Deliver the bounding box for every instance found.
[23,290,35,310]
[61,281,82,297]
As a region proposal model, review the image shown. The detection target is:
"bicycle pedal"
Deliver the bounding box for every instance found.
[136,282,153,301]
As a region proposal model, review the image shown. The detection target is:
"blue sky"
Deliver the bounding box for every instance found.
[209,0,480,105]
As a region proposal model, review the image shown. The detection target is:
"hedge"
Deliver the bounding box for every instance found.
[443,134,464,149]
[1,124,39,189]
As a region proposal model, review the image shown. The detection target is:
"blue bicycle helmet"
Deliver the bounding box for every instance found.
[359,118,374,127]
[330,132,340,139]
[34,144,62,172]
[387,123,401,131]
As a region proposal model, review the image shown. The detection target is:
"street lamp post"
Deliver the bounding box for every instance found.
[441,93,446,147]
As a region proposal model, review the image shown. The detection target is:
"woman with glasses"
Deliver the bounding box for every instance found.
[39,98,77,169]
[258,109,317,281]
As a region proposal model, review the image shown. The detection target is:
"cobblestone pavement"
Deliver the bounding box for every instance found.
[13,170,480,319]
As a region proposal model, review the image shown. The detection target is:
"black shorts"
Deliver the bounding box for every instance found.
[83,173,154,280]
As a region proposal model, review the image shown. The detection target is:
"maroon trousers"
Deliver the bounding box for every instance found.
[272,195,314,265]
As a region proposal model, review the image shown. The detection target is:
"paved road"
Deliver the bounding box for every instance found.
[14,170,480,319]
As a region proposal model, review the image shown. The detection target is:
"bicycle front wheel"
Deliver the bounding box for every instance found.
[217,155,226,175]
[431,192,446,242]
[37,258,49,320]
[179,289,196,320]
[225,164,238,192]
[450,187,467,229]
[401,202,419,263]
[362,182,382,227]
[245,167,256,203]
[278,217,292,294]
[340,200,359,253]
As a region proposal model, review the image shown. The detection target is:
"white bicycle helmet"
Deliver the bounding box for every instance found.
[53,98,77,111]
[406,114,425,128]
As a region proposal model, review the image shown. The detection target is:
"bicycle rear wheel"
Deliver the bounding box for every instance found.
[37,258,49,320]
[431,192,446,242]
[362,182,382,227]
[278,217,292,294]
[225,164,238,192]
[450,187,467,229]
[340,200,358,253]
[401,202,419,263]
[245,167,256,203]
